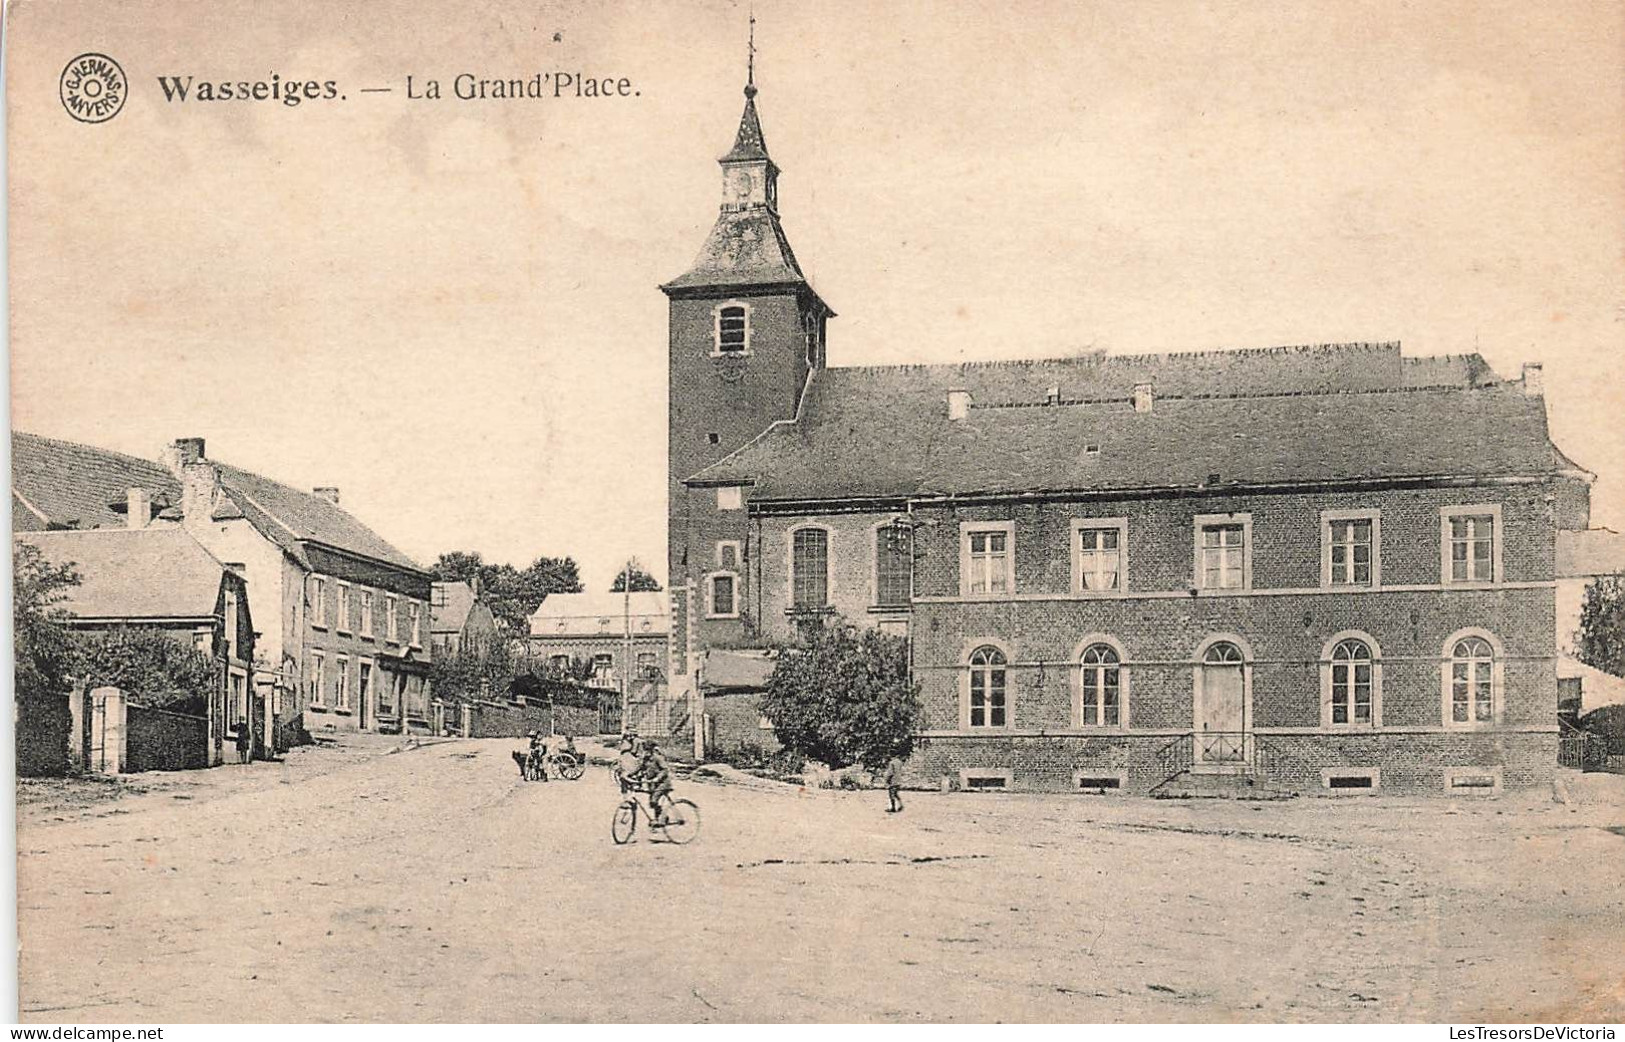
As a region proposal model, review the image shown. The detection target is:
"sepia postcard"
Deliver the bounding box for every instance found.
[6,0,1624,1028]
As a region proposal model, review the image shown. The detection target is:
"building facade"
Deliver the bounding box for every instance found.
[431,580,500,657]
[664,75,1591,794]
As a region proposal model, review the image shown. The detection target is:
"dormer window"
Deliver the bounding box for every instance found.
[713,302,751,356]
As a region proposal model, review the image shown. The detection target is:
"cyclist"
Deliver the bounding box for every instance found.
[633,739,674,826]
[613,735,641,793]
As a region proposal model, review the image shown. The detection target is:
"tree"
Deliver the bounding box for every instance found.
[13,543,81,704]
[1577,571,1625,677]
[610,557,663,593]
[72,627,219,716]
[431,551,584,633]
[759,618,921,769]
[428,633,520,706]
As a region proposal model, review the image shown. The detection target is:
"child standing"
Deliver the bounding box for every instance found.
[884,754,904,813]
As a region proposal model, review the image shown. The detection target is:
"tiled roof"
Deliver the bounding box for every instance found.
[528,591,669,637]
[431,581,477,634]
[15,529,228,621]
[214,463,426,574]
[688,345,1570,500]
[11,432,178,530]
[720,90,771,164]
[1557,529,1625,578]
[12,431,425,574]
[661,208,813,293]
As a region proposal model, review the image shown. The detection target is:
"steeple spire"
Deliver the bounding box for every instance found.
[722,11,771,164]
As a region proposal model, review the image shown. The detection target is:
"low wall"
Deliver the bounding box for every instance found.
[126,704,211,772]
[552,703,601,737]
[465,700,550,739]
[16,689,72,777]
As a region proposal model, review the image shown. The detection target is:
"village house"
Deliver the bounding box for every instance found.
[662,74,1592,794]
[430,580,500,657]
[13,431,435,742]
[14,527,255,771]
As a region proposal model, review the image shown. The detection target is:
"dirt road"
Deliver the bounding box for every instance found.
[16,739,1625,1022]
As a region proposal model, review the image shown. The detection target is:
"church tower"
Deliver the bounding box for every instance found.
[662,44,833,676]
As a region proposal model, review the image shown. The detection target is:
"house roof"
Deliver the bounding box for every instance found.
[11,432,179,530]
[1557,529,1625,579]
[528,591,669,637]
[431,580,477,634]
[15,528,230,621]
[687,345,1572,501]
[11,431,427,575]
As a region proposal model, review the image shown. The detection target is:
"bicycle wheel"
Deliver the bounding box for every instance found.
[611,801,637,845]
[662,799,700,845]
[561,756,585,781]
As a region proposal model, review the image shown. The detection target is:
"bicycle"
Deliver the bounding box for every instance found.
[611,786,700,845]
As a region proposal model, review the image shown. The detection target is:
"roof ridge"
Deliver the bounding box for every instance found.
[826,341,1411,376]
[970,381,1519,410]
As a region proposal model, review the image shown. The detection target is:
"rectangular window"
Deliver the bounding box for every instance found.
[1330,519,1372,585]
[963,524,1013,596]
[549,654,570,672]
[1449,514,1495,582]
[1197,521,1248,590]
[230,670,247,727]
[336,583,351,633]
[409,603,422,646]
[636,651,659,679]
[708,573,737,617]
[310,651,326,707]
[386,596,399,643]
[592,654,614,682]
[310,576,327,629]
[223,590,239,661]
[359,589,374,637]
[875,524,912,606]
[716,304,748,354]
[791,528,829,610]
[716,541,741,570]
[335,656,350,710]
[1073,520,1127,592]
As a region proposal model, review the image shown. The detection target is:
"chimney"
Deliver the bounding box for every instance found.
[162,436,207,475]
[1133,383,1155,413]
[312,487,341,505]
[178,459,222,526]
[947,389,973,422]
[125,488,150,530]
[1521,362,1544,397]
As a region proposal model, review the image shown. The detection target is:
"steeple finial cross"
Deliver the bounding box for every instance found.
[746,9,757,95]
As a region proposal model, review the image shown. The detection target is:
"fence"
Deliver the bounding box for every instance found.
[126,703,211,772]
[16,688,72,777]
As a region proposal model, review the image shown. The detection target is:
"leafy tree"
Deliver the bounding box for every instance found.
[759,618,921,770]
[428,633,519,705]
[72,627,219,716]
[1577,571,1625,678]
[610,557,663,593]
[13,543,81,703]
[431,551,584,633]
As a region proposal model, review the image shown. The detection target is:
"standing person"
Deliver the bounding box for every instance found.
[884,754,904,813]
[235,718,253,765]
[528,730,549,782]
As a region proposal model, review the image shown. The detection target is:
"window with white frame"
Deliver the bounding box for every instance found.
[1327,637,1376,726]
[310,650,326,707]
[592,654,615,683]
[386,595,399,643]
[967,645,1008,728]
[336,583,352,633]
[310,575,327,629]
[1442,506,1501,584]
[224,590,239,661]
[875,523,912,607]
[714,302,750,355]
[409,602,422,646]
[716,486,743,511]
[1079,643,1122,726]
[1073,519,1127,593]
[716,541,742,570]
[962,523,1014,596]
[1446,635,1498,726]
[1196,516,1250,590]
[1323,512,1378,587]
[359,589,374,637]
[707,572,739,618]
[230,669,247,728]
[335,655,350,710]
[790,527,830,610]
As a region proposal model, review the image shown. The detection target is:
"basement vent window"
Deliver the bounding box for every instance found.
[959,769,1013,792]
[1442,766,1503,794]
[1450,774,1496,789]
[966,776,1007,790]
[1320,767,1380,792]
[1083,444,1101,456]
[1076,776,1121,791]
[1327,775,1373,789]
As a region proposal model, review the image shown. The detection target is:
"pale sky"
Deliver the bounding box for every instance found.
[8,0,1623,589]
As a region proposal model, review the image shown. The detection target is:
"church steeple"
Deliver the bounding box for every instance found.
[717,15,777,212]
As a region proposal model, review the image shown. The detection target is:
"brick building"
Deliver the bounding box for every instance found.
[663,73,1592,794]
[13,432,434,742]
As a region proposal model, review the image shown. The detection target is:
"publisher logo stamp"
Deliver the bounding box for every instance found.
[60,53,127,123]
